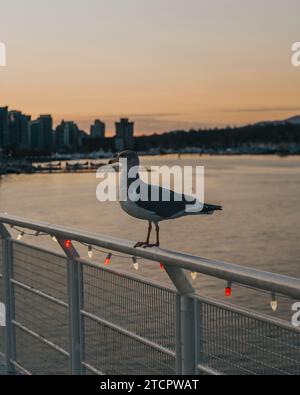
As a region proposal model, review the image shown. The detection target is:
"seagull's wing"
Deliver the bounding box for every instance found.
[133,181,222,218]
[132,182,193,218]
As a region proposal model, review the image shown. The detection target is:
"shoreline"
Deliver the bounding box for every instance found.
[0,153,300,176]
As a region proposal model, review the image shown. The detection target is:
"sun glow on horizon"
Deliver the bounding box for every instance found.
[0,0,300,133]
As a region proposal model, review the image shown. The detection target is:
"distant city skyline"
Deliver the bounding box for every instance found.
[51,110,300,136]
[2,106,300,138]
[0,104,136,154]
[1,0,300,133]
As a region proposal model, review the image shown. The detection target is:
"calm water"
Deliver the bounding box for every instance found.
[0,155,299,319]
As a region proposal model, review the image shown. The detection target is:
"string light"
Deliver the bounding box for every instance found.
[104,253,112,266]
[191,272,197,280]
[64,239,72,249]
[17,232,25,241]
[225,281,232,297]
[88,245,93,259]
[271,293,278,312]
[132,256,139,271]
[4,229,287,309]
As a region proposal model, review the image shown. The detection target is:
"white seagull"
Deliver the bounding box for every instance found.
[109,151,222,248]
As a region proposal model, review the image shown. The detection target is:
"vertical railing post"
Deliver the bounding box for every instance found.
[180,295,196,374]
[0,224,16,374]
[194,299,203,375]
[58,238,85,375]
[165,264,197,375]
[175,294,182,375]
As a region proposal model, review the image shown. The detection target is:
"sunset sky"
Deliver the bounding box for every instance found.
[0,0,300,135]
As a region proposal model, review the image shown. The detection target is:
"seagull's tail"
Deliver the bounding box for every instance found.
[211,204,223,211]
[203,204,223,213]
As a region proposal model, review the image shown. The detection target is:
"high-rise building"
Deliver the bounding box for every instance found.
[9,111,31,149]
[27,115,53,152]
[90,119,105,139]
[115,118,134,151]
[0,106,9,148]
[54,120,80,151]
[28,120,42,150]
[37,115,53,149]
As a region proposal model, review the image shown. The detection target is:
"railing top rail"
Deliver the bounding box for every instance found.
[0,213,300,300]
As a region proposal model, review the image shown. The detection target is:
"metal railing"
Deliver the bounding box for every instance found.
[0,213,299,375]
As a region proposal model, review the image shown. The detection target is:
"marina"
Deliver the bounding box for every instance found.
[0,160,107,175]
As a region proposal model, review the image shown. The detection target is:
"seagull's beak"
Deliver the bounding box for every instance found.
[108,157,119,165]
[108,157,120,170]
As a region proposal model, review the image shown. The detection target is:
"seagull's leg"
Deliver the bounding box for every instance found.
[145,221,152,245]
[155,223,160,247]
[134,221,152,248]
[148,223,160,248]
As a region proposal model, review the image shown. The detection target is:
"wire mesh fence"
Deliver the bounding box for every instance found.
[11,242,70,375]
[195,298,300,375]
[0,234,299,375]
[81,261,177,375]
[0,240,4,356]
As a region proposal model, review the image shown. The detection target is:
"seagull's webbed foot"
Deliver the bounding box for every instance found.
[147,242,160,248]
[134,241,150,249]
[134,242,160,249]
[134,222,153,249]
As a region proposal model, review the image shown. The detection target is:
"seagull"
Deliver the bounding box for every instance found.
[109,151,222,248]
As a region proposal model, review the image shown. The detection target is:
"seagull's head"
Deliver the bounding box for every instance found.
[109,151,140,169]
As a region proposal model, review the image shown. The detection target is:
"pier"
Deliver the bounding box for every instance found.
[0,213,299,375]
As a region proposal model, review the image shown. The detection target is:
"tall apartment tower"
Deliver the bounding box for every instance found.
[90,119,105,139]
[54,121,80,151]
[28,120,42,150]
[115,118,134,151]
[37,115,53,149]
[8,111,31,149]
[0,106,9,148]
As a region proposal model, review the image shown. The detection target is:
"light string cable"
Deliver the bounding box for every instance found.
[77,241,146,270]
[10,225,49,239]
[9,227,294,309]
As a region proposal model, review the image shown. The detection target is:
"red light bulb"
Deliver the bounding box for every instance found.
[105,253,112,266]
[64,239,72,249]
[225,287,232,297]
[160,263,165,271]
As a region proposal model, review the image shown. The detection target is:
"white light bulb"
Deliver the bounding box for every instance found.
[271,294,278,312]
[191,272,197,280]
[52,236,58,243]
[17,232,24,241]
[88,246,93,259]
[132,257,139,271]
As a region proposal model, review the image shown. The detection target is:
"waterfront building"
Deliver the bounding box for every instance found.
[90,119,105,139]
[0,106,9,148]
[115,118,134,151]
[37,115,53,149]
[9,111,31,149]
[54,120,80,152]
